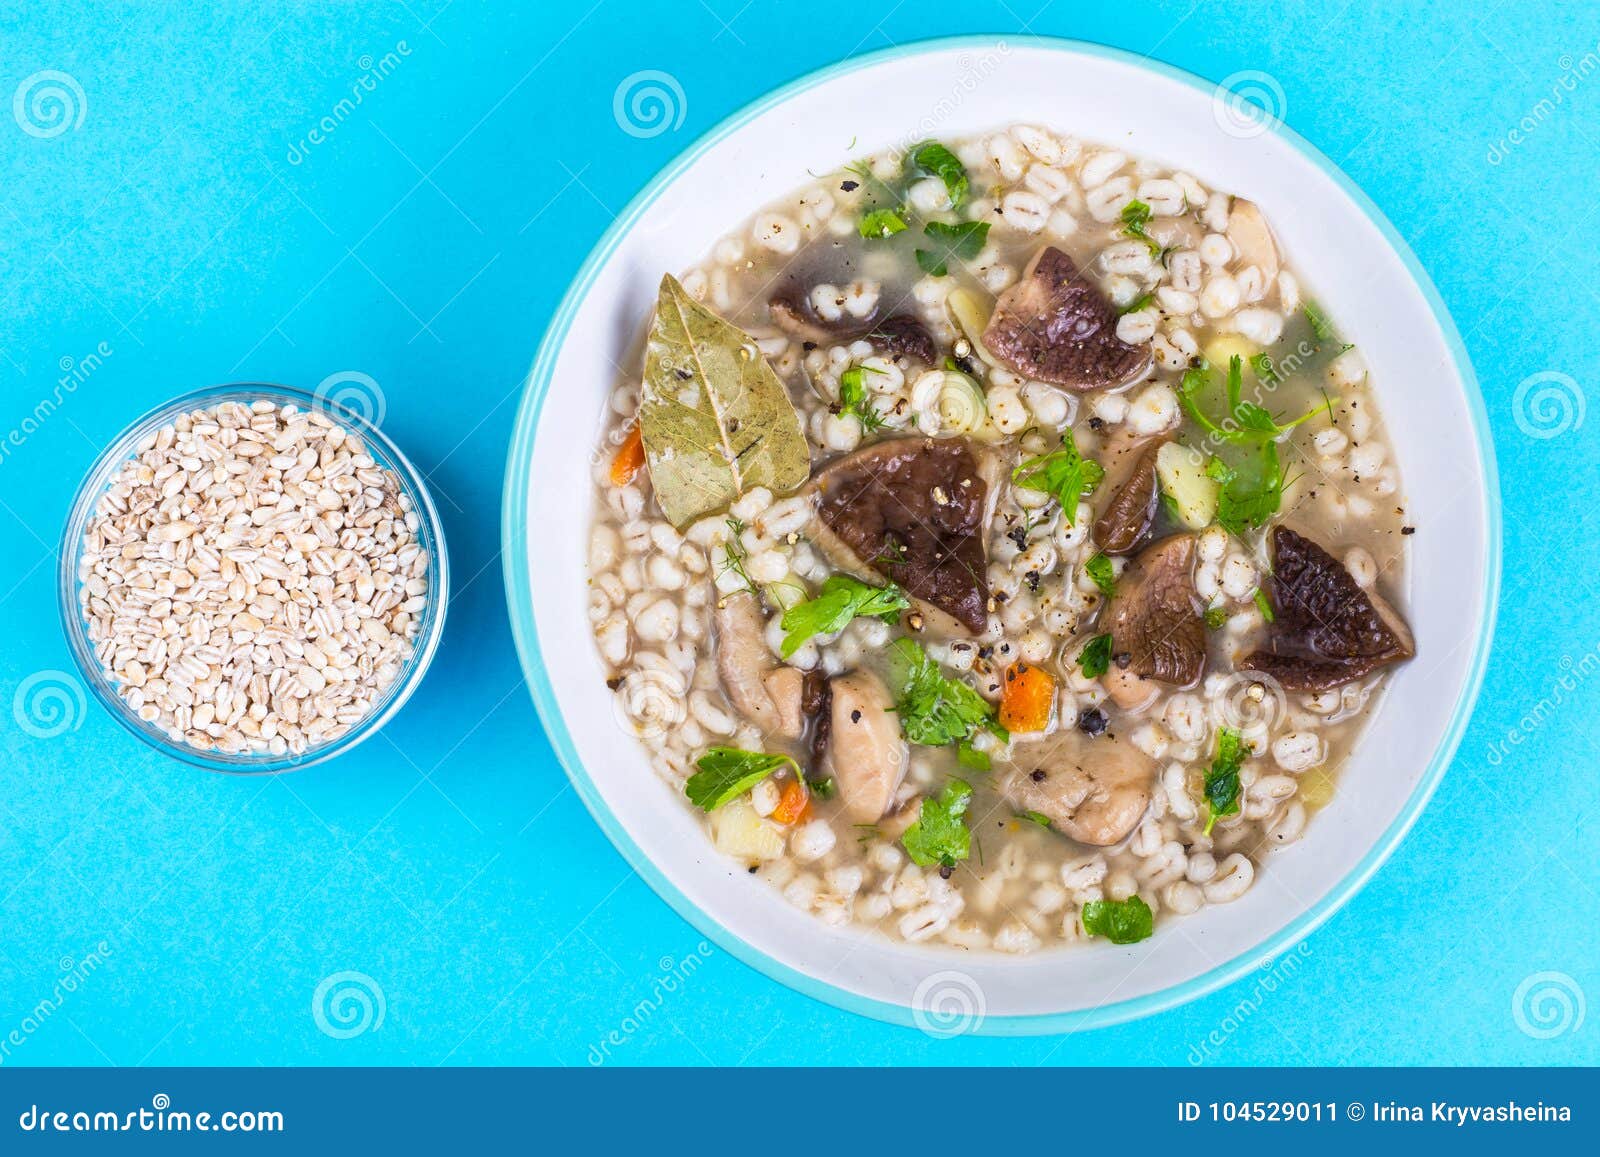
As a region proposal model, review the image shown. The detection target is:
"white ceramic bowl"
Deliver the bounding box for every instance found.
[503,37,1498,1032]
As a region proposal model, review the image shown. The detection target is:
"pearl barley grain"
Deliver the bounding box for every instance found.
[78,400,428,758]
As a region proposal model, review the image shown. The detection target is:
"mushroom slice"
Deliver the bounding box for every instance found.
[980,246,1151,391]
[768,293,838,345]
[1093,436,1167,554]
[999,728,1155,846]
[763,666,806,739]
[1239,527,1414,692]
[810,437,992,634]
[824,669,908,823]
[1102,664,1161,714]
[1104,533,1207,693]
[801,669,832,775]
[1227,199,1279,287]
[867,315,937,364]
[877,797,923,841]
[768,293,936,364]
[713,591,803,738]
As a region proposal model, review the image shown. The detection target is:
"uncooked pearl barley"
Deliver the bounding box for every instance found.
[78,400,427,757]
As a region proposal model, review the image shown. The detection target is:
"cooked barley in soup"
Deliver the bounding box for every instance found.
[585,127,1413,953]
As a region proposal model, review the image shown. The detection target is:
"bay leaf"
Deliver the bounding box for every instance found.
[639,273,811,527]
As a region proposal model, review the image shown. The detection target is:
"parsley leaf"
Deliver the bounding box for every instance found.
[1012,432,1104,518]
[1019,810,1052,828]
[901,779,973,868]
[685,747,799,811]
[1249,352,1278,384]
[1177,356,1338,535]
[1081,895,1154,944]
[908,141,969,208]
[1203,605,1230,630]
[1180,356,1333,446]
[779,574,910,657]
[1178,364,1231,442]
[1277,388,1339,436]
[838,365,887,431]
[1120,198,1163,257]
[1085,552,1117,597]
[1203,728,1247,833]
[1077,633,1113,678]
[956,740,991,771]
[889,638,1005,750]
[1302,300,1337,343]
[914,220,990,276]
[1253,588,1276,623]
[859,206,909,239]
[1215,438,1283,536]
[1118,291,1157,316]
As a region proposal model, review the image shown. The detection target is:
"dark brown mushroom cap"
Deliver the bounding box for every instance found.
[1093,437,1166,554]
[768,294,832,344]
[768,293,936,364]
[1105,533,1206,688]
[867,316,937,364]
[981,247,1151,390]
[1240,527,1414,691]
[811,437,990,633]
[801,668,832,776]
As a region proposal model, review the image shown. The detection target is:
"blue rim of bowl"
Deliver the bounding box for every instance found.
[501,34,1502,1034]
[59,382,452,775]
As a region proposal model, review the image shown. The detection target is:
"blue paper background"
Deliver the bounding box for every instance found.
[2,1,1596,1066]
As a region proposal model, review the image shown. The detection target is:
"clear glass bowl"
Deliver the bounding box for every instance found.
[58,383,451,773]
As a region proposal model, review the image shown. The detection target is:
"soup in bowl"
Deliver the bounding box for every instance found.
[505,39,1494,1030]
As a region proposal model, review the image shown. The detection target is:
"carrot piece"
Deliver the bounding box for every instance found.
[772,777,810,825]
[999,662,1056,734]
[610,424,645,486]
